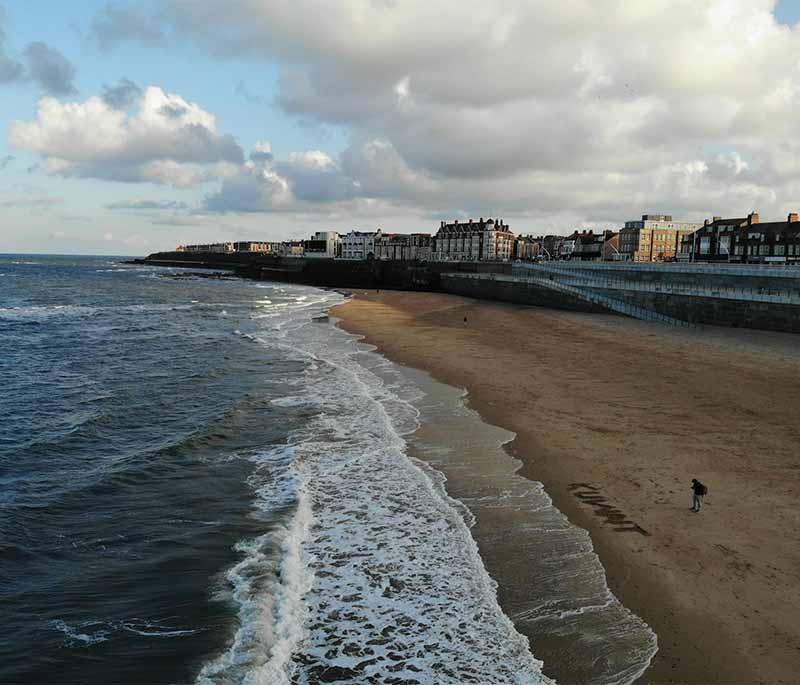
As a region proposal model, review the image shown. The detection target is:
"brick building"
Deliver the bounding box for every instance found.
[432,218,515,261]
[619,214,702,262]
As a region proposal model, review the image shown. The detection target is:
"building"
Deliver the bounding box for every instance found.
[341,230,381,260]
[619,214,703,262]
[432,218,515,261]
[514,236,540,261]
[684,212,800,263]
[176,242,233,253]
[303,231,341,258]
[374,233,432,261]
[558,237,576,259]
[602,232,622,261]
[532,235,566,260]
[569,229,616,261]
[232,241,274,253]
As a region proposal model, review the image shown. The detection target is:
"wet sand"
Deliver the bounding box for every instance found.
[331,290,800,685]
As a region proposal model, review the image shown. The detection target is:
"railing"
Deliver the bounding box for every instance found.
[515,260,800,280]
[445,272,693,326]
[513,262,800,305]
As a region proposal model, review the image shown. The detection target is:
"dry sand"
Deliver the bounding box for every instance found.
[331,290,800,685]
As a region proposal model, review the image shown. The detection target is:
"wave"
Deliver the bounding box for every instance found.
[49,618,199,647]
[195,447,314,685]
[198,288,553,684]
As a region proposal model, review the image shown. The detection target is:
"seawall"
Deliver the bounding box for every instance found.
[139,252,800,333]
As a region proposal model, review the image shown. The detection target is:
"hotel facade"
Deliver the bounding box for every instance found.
[432,218,515,261]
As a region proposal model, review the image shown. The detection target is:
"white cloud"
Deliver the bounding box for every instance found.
[156,0,800,224]
[9,86,244,187]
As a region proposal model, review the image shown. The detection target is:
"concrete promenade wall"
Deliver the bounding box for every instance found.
[440,273,607,313]
[514,262,800,333]
[593,288,800,333]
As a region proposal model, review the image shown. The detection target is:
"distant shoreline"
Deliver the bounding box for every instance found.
[331,289,800,684]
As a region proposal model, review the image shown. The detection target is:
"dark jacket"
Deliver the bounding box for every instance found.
[692,481,705,495]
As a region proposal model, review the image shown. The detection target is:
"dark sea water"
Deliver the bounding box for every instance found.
[0,255,655,685]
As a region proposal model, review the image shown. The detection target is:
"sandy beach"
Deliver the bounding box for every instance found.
[331,290,800,685]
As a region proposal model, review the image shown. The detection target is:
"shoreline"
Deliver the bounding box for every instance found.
[331,290,800,684]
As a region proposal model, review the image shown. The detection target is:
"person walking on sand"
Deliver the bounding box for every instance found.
[690,478,706,512]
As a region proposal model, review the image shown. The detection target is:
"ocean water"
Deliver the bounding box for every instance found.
[0,255,654,685]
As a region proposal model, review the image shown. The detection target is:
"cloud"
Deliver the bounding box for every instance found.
[10,86,244,187]
[0,7,23,82]
[0,11,78,95]
[89,3,166,52]
[0,154,14,169]
[24,42,77,96]
[0,187,63,210]
[101,77,142,109]
[206,142,364,212]
[106,198,189,210]
[141,0,800,225]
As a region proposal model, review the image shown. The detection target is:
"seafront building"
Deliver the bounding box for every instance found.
[619,215,703,262]
[177,242,234,253]
[432,218,515,261]
[375,232,433,261]
[341,230,381,260]
[568,230,617,261]
[172,209,800,267]
[303,231,341,258]
[514,236,540,261]
[681,212,800,263]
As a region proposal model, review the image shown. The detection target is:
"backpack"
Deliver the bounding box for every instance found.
[701,484,708,496]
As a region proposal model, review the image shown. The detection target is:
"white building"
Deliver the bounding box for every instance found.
[341,229,381,260]
[303,231,341,258]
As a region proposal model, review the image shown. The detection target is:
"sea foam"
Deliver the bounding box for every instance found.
[198,287,553,684]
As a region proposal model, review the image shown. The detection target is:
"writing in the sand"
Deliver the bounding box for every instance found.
[568,483,650,536]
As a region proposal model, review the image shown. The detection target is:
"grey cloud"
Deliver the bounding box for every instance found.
[0,154,14,169]
[106,199,189,210]
[0,8,24,82]
[249,149,273,164]
[159,103,188,119]
[101,77,142,109]
[206,171,279,213]
[24,42,77,95]
[274,161,357,203]
[0,192,63,209]
[89,3,166,52]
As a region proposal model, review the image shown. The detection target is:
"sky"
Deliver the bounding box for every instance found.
[1,1,800,256]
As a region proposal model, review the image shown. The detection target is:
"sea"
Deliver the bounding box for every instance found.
[0,255,657,685]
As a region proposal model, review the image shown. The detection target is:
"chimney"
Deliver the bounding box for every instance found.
[748,212,759,225]
[788,213,799,223]
[704,219,709,227]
